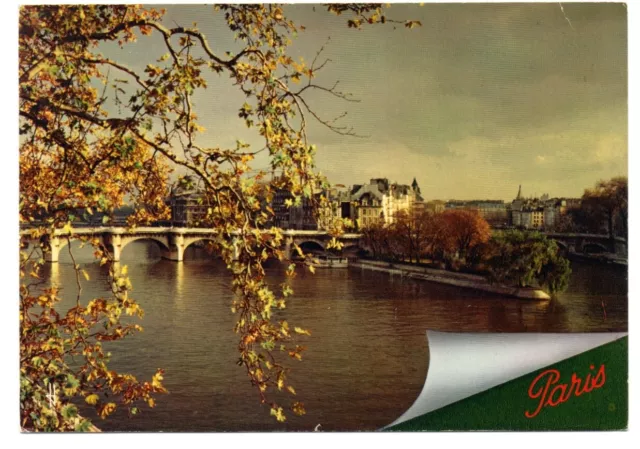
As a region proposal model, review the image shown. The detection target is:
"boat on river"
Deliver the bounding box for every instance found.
[305,253,349,269]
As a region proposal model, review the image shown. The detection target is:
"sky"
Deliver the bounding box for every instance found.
[103,3,627,201]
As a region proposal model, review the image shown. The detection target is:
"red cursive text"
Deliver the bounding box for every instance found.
[525,364,606,418]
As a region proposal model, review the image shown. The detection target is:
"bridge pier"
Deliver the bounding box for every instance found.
[44,236,62,263]
[615,241,628,257]
[163,234,185,262]
[103,234,123,262]
[284,237,293,260]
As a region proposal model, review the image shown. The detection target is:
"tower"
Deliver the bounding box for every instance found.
[516,185,522,200]
[411,177,421,194]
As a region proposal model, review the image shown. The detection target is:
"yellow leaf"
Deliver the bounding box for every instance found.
[292,401,306,416]
[125,306,137,316]
[286,386,296,395]
[308,265,315,274]
[81,269,90,281]
[152,372,164,389]
[294,327,311,336]
[85,394,99,405]
[270,406,286,422]
[99,402,116,419]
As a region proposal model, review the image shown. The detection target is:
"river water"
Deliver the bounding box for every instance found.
[39,241,627,431]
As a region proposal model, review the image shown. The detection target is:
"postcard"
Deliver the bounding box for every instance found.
[17,2,628,433]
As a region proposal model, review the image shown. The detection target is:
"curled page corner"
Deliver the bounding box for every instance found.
[388,330,628,427]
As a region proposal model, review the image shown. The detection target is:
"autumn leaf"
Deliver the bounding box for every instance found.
[270,406,286,422]
[292,401,306,416]
[85,394,99,405]
[98,402,117,419]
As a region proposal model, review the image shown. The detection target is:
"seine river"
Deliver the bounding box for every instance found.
[40,241,627,431]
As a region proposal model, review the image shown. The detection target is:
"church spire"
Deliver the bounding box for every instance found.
[516,184,522,200]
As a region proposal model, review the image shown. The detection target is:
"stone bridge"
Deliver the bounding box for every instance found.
[23,227,621,263]
[542,232,627,257]
[21,227,363,263]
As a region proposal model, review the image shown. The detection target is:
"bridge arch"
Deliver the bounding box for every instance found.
[113,235,170,262]
[41,235,72,263]
[582,242,608,254]
[119,235,170,251]
[28,227,367,263]
[182,237,221,260]
[554,240,568,250]
[297,240,325,254]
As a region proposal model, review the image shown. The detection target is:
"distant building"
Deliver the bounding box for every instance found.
[509,185,581,230]
[531,208,544,228]
[327,184,350,220]
[272,188,318,230]
[349,177,423,228]
[544,204,557,228]
[445,199,508,226]
[350,179,386,228]
[168,186,208,227]
[384,180,422,222]
[424,200,446,214]
[272,188,293,229]
[519,210,532,228]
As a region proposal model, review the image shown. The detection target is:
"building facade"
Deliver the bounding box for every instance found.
[272,188,319,230]
[168,187,208,227]
[444,199,508,226]
[348,177,423,228]
[424,200,446,214]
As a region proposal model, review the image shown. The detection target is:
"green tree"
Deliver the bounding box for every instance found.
[19,4,419,430]
[486,230,572,295]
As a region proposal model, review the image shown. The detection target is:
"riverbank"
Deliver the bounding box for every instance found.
[350,259,551,300]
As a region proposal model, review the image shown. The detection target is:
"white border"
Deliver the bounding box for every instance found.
[1,1,636,448]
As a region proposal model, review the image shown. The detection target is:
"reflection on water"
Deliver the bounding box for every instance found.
[36,241,627,431]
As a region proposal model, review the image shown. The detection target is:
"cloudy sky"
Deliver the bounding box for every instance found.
[107,3,627,201]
